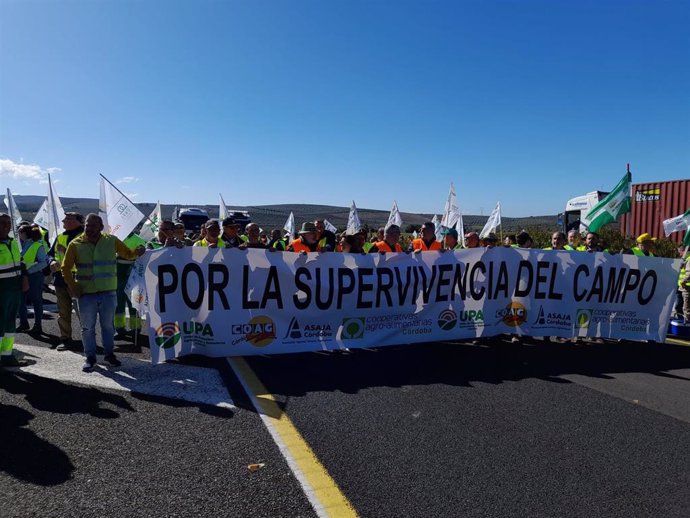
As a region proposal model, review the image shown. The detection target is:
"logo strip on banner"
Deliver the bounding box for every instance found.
[228,358,359,518]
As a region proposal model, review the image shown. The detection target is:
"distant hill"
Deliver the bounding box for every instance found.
[12,196,558,233]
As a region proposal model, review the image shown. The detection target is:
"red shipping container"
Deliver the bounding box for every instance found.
[619,180,690,245]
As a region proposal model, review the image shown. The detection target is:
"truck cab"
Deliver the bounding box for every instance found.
[176,208,209,234]
[561,191,608,233]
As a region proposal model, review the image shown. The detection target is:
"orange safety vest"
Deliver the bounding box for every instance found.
[412,238,441,251]
[374,241,402,253]
[289,239,321,253]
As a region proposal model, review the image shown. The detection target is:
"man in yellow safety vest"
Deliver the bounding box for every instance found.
[62,214,145,372]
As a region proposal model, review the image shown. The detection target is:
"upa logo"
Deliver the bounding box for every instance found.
[498,302,527,327]
[232,316,276,347]
[182,321,214,337]
[155,322,181,349]
[437,309,457,330]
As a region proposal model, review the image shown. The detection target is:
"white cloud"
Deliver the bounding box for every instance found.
[116,176,140,184]
[125,192,139,198]
[0,158,62,181]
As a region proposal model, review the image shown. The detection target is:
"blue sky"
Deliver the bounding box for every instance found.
[1,0,688,217]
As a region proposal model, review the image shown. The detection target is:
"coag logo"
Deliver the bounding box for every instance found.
[232,316,276,347]
[285,318,302,339]
[575,309,591,328]
[498,302,527,327]
[155,322,181,349]
[437,309,457,330]
[341,317,365,339]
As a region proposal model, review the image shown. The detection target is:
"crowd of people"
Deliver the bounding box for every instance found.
[1,211,688,372]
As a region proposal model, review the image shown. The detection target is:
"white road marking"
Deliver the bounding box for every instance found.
[13,343,235,409]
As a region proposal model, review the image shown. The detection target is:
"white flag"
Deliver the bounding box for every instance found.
[99,174,145,239]
[4,188,22,236]
[440,183,459,228]
[139,201,162,241]
[283,211,296,238]
[479,202,501,239]
[386,200,403,230]
[412,230,418,239]
[346,200,362,235]
[34,199,50,230]
[323,219,338,233]
[662,209,690,237]
[45,173,66,246]
[172,206,179,221]
[431,214,443,242]
[125,257,148,315]
[454,214,465,245]
[219,194,229,221]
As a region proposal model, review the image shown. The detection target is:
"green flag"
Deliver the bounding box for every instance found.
[582,171,632,232]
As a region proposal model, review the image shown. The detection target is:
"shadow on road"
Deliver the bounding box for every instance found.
[239,338,690,410]
[0,403,75,485]
[0,371,134,419]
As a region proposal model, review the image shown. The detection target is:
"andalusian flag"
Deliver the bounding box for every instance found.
[582,171,632,232]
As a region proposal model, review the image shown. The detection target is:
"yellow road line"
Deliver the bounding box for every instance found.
[228,357,358,518]
[666,337,690,347]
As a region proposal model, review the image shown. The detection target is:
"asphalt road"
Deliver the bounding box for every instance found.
[2,293,689,517]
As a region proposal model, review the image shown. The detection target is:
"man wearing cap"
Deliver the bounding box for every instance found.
[631,234,655,257]
[441,228,462,251]
[220,217,247,248]
[409,221,442,252]
[194,220,226,248]
[48,211,85,351]
[369,225,403,253]
[464,232,480,249]
[288,223,322,253]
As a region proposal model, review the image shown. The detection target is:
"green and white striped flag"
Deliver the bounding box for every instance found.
[582,171,632,232]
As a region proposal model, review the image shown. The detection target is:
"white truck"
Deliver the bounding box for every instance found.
[560,191,608,233]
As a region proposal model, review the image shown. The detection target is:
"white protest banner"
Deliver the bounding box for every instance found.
[99,174,145,239]
[139,201,162,242]
[141,247,680,364]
